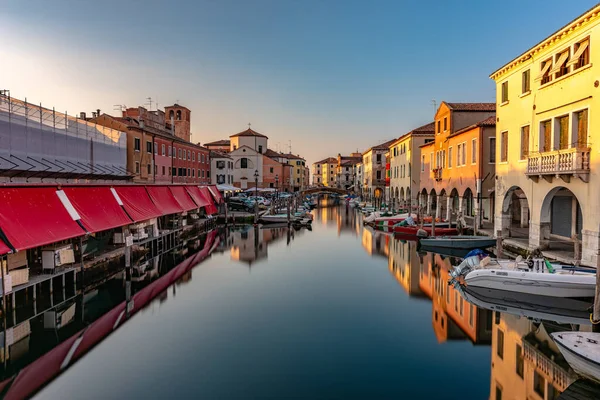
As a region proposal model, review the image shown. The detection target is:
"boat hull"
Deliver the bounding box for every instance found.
[552,332,600,384]
[419,236,496,250]
[394,226,458,236]
[464,269,596,298]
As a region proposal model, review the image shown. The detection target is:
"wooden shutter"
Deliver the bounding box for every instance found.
[577,110,588,147]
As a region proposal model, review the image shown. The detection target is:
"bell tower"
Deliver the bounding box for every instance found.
[164,104,191,142]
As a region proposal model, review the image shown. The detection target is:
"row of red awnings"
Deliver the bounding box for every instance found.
[0,185,222,256]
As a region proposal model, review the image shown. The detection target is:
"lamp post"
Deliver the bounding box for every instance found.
[254,169,259,224]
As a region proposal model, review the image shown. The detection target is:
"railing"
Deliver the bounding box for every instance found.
[523,339,574,391]
[433,168,442,181]
[526,146,590,182]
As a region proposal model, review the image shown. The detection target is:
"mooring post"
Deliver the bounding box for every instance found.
[496,230,503,259]
[287,198,291,225]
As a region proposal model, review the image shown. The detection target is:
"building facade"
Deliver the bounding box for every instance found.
[418,103,496,226]
[362,139,395,202]
[210,151,234,185]
[388,122,434,211]
[204,140,231,153]
[490,5,598,265]
[335,153,362,190]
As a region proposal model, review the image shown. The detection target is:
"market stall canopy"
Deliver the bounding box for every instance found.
[199,187,218,215]
[62,187,133,233]
[185,186,211,209]
[146,186,184,215]
[112,186,162,223]
[169,186,198,212]
[207,185,224,204]
[0,187,86,253]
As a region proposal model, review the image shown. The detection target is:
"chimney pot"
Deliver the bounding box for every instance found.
[80,112,87,119]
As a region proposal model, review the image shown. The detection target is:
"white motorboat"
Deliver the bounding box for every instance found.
[552,332,600,383]
[450,255,596,298]
[259,214,299,224]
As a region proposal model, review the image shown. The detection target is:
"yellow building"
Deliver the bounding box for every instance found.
[490,5,599,266]
[280,153,306,191]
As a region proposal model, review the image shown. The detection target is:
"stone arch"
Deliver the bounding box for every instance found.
[169,110,174,119]
[539,187,582,252]
[450,188,460,213]
[176,110,182,120]
[236,157,255,169]
[499,186,530,240]
[406,187,411,209]
[429,188,437,216]
[399,187,405,207]
[439,189,448,220]
[463,188,474,217]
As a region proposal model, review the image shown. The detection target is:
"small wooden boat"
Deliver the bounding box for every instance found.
[552,332,600,383]
[419,235,496,250]
[451,255,596,298]
[259,214,299,224]
[394,225,458,236]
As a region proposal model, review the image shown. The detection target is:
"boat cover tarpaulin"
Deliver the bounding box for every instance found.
[62,187,132,233]
[0,187,85,252]
[199,187,218,214]
[0,239,11,256]
[169,186,197,211]
[113,186,162,222]
[207,185,224,203]
[146,186,184,215]
[185,186,211,208]
[0,231,219,400]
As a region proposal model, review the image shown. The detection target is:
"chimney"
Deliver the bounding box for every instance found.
[96,108,101,117]
[91,112,97,118]
[80,112,87,119]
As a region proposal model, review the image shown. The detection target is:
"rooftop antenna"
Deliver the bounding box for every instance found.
[289,140,292,154]
[431,100,437,115]
[145,97,153,110]
[113,104,127,112]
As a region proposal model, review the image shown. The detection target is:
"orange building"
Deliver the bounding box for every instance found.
[419,102,496,227]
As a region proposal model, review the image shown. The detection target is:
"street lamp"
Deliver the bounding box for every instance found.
[254,169,259,224]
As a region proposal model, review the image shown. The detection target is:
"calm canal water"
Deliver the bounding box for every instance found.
[24,202,585,398]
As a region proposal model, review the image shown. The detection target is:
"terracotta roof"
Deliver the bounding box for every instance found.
[445,103,496,112]
[451,115,497,137]
[314,157,337,165]
[279,153,305,161]
[229,128,268,139]
[209,150,232,159]
[204,139,230,146]
[364,139,396,154]
[263,149,284,159]
[390,122,435,146]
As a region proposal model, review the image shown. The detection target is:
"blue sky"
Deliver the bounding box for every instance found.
[2,0,597,165]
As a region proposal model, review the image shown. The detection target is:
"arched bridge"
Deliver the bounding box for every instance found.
[301,187,351,196]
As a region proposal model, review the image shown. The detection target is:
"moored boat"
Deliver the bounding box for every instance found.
[394,225,458,236]
[552,332,600,383]
[419,235,496,250]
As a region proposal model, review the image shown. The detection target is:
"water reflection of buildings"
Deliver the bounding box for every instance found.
[421,252,492,344]
[361,226,390,258]
[388,240,424,297]
[489,313,580,400]
[228,225,300,266]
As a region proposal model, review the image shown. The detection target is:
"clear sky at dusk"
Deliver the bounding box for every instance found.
[2,0,598,166]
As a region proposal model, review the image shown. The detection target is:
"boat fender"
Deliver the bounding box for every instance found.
[416,229,428,238]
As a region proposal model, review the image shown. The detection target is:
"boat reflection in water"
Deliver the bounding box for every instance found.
[385,227,592,398]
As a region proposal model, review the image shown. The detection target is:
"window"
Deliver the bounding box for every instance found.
[520,126,530,159]
[495,384,502,400]
[557,115,569,150]
[187,168,190,176]
[540,58,553,84]
[437,120,441,134]
[547,385,560,400]
[187,150,191,160]
[522,69,530,93]
[258,145,263,153]
[162,166,165,175]
[496,329,504,359]
[147,164,151,175]
[533,371,545,398]
[161,144,166,156]
[146,141,152,153]
[516,344,524,378]
[192,152,195,161]
[421,156,425,172]
[154,142,158,155]
[501,81,508,103]
[270,167,274,173]
[241,158,248,169]
[168,146,172,157]
[541,120,552,152]
[500,132,508,162]
[134,138,141,152]
[443,117,447,131]
[172,167,177,176]
[198,169,201,178]
[461,143,466,166]
[471,139,477,164]
[376,170,381,180]
[178,149,182,159]
[192,169,195,177]
[135,162,140,173]
[376,154,381,163]
[569,38,590,70]
[495,311,501,325]
[553,49,570,78]
[574,109,588,147]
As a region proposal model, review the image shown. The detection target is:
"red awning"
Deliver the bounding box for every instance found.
[185,186,211,208]
[207,185,224,204]
[0,187,85,252]
[0,240,11,256]
[169,186,198,211]
[146,186,184,215]
[62,187,132,233]
[113,186,162,223]
[199,187,218,215]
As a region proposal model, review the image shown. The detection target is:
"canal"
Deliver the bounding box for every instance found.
[3,202,586,398]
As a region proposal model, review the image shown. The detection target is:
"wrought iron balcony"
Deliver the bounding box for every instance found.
[526,146,590,183]
[433,168,442,182]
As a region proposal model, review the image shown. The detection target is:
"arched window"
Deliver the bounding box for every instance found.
[176,110,182,120]
[169,110,174,119]
[241,158,248,169]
